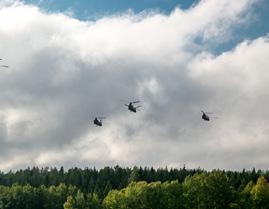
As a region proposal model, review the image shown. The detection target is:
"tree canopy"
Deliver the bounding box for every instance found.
[0,166,269,209]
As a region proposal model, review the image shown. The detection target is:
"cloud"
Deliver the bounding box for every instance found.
[0,0,267,171]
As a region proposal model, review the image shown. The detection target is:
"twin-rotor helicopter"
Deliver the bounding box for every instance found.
[93,117,105,127]
[91,100,142,126]
[201,111,217,121]
[0,58,9,68]
[91,102,215,126]
[124,100,142,113]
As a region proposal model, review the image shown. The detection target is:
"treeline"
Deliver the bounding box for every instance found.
[1,170,269,208]
[0,166,266,198]
[0,166,200,198]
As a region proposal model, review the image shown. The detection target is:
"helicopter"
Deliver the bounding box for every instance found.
[92,116,105,127]
[0,59,8,68]
[201,111,216,121]
[124,101,142,113]
[201,111,211,121]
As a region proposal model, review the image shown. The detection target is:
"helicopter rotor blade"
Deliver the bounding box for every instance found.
[90,114,106,119]
[120,99,127,102]
[121,100,140,104]
[135,105,142,109]
[124,104,129,106]
[201,110,214,114]
[0,65,8,68]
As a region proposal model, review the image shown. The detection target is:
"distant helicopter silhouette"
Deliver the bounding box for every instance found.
[124,101,142,113]
[0,59,8,68]
[201,111,212,121]
[91,116,105,127]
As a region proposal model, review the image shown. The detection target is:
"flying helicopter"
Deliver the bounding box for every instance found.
[0,59,8,68]
[124,100,142,113]
[201,111,216,121]
[92,116,105,127]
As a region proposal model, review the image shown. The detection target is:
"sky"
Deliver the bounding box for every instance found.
[24,0,196,19]
[0,0,269,172]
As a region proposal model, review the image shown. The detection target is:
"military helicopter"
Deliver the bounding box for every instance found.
[0,59,8,68]
[124,100,142,113]
[93,117,106,127]
[201,111,215,121]
[90,115,105,127]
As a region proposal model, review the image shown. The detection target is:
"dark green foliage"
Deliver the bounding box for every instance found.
[0,166,199,198]
[42,183,78,209]
[0,167,269,209]
[63,190,100,209]
[0,184,42,209]
[0,183,101,209]
[183,171,235,209]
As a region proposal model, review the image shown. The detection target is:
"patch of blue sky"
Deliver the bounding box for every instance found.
[211,0,269,54]
[23,0,196,20]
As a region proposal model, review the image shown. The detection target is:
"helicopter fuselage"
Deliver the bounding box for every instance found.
[128,103,137,112]
[94,118,102,126]
[202,113,210,121]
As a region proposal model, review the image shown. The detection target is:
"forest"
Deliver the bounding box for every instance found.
[0,166,269,208]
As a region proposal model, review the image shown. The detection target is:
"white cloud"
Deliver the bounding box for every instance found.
[0,0,268,171]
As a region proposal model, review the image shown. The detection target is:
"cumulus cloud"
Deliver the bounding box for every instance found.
[0,0,267,171]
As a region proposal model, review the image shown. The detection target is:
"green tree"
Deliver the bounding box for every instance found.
[63,191,87,209]
[43,183,77,209]
[183,171,234,209]
[103,180,183,209]
[251,176,269,209]
[0,184,41,209]
[86,193,100,209]
[64,196,77,209]
[238,181,254,209]
[63,191,100,209]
